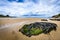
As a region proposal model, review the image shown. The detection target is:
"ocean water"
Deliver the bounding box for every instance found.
[17,16,52,19]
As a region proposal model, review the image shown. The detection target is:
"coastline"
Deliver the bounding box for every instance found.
[0,18,60,40]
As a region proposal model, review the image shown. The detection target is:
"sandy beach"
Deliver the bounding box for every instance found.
[0,18,60,40]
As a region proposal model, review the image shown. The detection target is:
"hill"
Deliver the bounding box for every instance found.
[0,14,10,17]
[52,13,60,18]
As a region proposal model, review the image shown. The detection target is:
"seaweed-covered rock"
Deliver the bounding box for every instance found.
[41,19,48,21]
[50,19,60,21]
[19,22,57,37]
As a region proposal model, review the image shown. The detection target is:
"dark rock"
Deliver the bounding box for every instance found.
[41,19,48,21]
[50,19,60,21]
[19,22,57,37]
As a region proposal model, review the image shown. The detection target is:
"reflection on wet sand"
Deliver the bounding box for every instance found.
[0,18,60,40]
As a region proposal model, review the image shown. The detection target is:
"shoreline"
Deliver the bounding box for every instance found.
[0,18,60,40]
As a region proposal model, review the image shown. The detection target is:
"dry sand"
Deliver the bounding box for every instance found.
[0,18,60,40]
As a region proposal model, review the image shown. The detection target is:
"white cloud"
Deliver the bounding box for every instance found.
[0,0,60,17]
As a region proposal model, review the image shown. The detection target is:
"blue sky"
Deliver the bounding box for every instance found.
[0,0,60,17]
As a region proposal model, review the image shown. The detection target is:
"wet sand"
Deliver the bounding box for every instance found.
[0,18,60,40]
